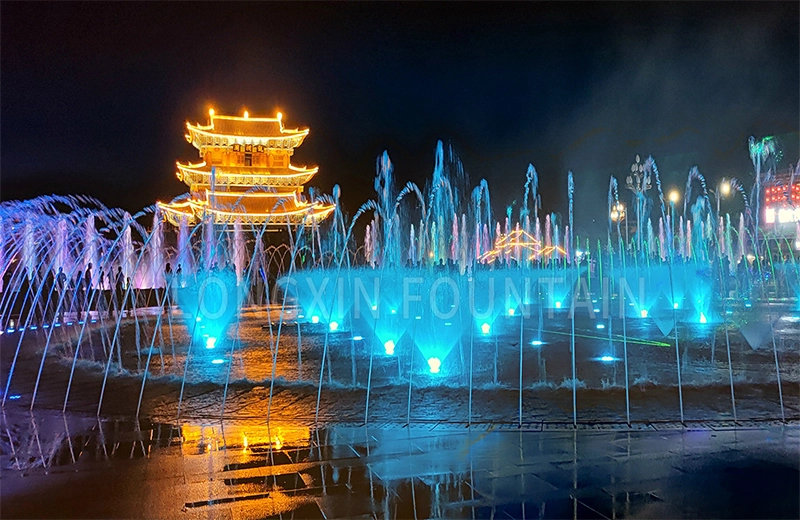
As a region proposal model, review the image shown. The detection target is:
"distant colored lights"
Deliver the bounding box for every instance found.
[352,335,363,341]
[596,323,605,330]
[8,395,21,400]
[600,356,615,362]
[673,302,679,309]
[211,359,225,364]
[390,309,397,315]
[507,308,515,316]
[205,337,217,349]
[480,323,491,335]
[530,340,544,346]
[329,321,339,332]
[427,357,441,374]
[196,316,202,322]
[640,309,648,318]
[555,301,562,309]
[384,340,395,355]
[311,316,320,324]
[699,313,707,324]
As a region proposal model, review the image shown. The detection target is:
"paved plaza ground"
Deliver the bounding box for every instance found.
[1,409,798,519]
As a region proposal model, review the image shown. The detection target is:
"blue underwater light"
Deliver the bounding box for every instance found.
[178,269,242,349]
[427,357,441,374]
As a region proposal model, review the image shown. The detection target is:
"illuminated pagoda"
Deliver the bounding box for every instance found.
[158,109,335,227]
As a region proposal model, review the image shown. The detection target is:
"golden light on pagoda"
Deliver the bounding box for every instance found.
[157,108,335,227]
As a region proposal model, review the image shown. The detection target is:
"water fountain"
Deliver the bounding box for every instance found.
[0,139,797,429]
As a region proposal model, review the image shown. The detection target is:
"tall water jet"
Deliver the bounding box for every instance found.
[0,216,4,293]
[121,214,135,286]
[568,171,577,426]
[23,217,36,281]
[177,215,192,277]
[203,217,215,271]
[374,151,396,266]
[54,217,71,275]
[149,209,164,289]
[233,218,245,285]
[84,214,99,286]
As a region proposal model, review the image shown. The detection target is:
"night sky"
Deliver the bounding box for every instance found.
[2,2,798,236]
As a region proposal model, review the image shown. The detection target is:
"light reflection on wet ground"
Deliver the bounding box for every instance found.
[1,409,798,519]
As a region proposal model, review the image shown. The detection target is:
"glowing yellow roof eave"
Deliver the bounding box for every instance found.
[199,113,301,133]
[176,161,320,176]
[157,196,335,215]
[186,121,309,140]
[157,199,335,226]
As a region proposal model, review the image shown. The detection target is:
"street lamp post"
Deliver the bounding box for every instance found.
[668,190,680,259]
[713,178,731,255]
[626,155,652,255]
[611,203,627,248]
[715,178,731,220]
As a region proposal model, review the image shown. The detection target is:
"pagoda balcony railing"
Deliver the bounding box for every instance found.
[178,168,317,188]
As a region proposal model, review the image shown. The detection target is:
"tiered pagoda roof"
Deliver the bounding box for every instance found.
[158,110,335,227]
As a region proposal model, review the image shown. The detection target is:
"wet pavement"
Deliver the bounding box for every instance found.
[1,410,798,519]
